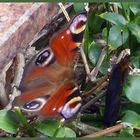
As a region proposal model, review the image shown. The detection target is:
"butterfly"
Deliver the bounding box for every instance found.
[13,11,88,120]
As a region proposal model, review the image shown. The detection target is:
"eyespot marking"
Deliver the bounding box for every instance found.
[70,14,87,34]
[60,96,82,119]
[22,96,49,112]
[35,48,55,67]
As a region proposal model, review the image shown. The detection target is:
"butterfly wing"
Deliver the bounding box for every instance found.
[13,11,87,119]
[21,82,82,119]
[51,11,87,66]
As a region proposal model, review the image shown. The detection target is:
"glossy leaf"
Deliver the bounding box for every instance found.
[131,52,140,68]
[121,3,130,21]
[63,127,76,138]
[99,12,127,25]
[84,21,91,56]
[0,109,19,134]
[130,3,140,15]
[99,56,109,74]
[127,22,140,43]
[55,127,76,138]
[88,41,101,65]
[121,102,140,115]
[55,127,65,137]
[73,3,87,12]
[119,128,134,137]
[124,75,140,104]
[35,120,59,137]
[135,15,140,26]
[109,25,129,49]
[89,13,105,34]
[122,110,140,127]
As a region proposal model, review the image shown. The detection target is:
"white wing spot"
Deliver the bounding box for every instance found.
[61,36,64,39]
[66,30,70,34]
[53,107,56,111]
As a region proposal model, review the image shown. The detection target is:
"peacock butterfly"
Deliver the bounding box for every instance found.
[13,11,87,120]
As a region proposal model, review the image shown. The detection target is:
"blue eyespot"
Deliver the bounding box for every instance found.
[23,101,41,110]
[35,48,55,67]
[22,96,49,112]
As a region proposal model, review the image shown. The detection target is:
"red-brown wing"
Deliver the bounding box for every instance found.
[13,11,87,119]
[20,82,82,119]
[51,11,87,66]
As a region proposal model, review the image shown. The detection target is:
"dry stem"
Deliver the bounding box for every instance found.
[83,123,130,138]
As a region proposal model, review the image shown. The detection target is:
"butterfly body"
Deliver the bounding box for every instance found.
[13,11,87,120]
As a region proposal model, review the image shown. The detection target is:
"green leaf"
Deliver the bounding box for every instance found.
[102,27,107,40]
[84,23,91,56]
[121,102,140,115]
[108,25,129,49]
[55,127,76,138]
[124,75,140,104]
[99,56,109,74]
[121,3,130,21]
[135,15,140,26]
[73,3,87,12]
[35,120,59,137]
[89,14,104,34]
[0,109,19,134]
[127,22,140,43]
[131,52,140,68]
[99,12,127,25]
[64,127,76,138]
[88,41,101,65]
[130,3,140,15]
[109,3,122,9]
[122,110,140,127]
[119,128,134,137]
[55,127,65,137]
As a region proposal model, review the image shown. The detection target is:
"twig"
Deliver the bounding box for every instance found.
[83,123,131,138]
[58,3,70,22]
[73,122,101,135]
[80,45,91,77]
[116,48,130,64]
[84,74,108,96]
[81,91,106,112]
[129,68,140,75]
[90,47,106,82]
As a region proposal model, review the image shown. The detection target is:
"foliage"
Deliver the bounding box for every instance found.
[0,2,140,138]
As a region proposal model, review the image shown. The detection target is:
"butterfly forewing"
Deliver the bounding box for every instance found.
[51,11,87,66]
